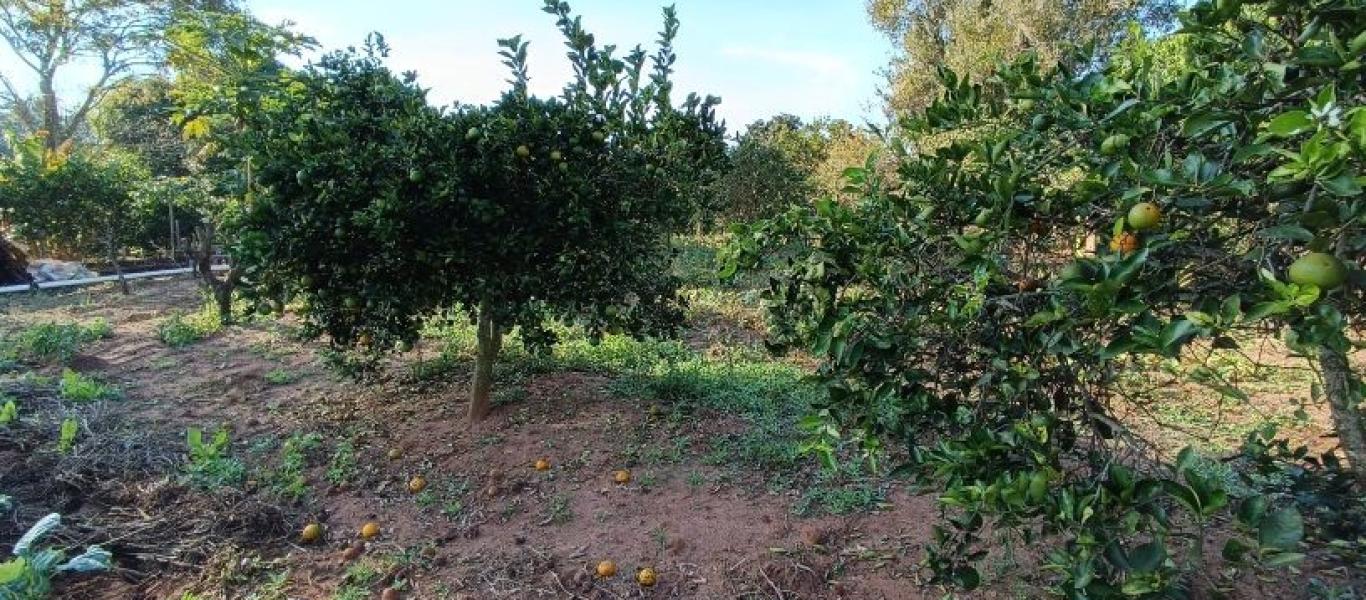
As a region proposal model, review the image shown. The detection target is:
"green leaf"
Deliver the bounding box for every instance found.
[1237,496,1268,527]
[1256,225,1314,242]
[1257,508,1304,552]
[1183,112,1231,138]
[1128,541,1165,572]
[1265,111,1314,137]
[1319,172,1362,197]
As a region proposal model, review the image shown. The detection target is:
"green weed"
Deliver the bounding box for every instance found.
[264,368,296,385]
[4,320,112,364]
[542,493,573,525]
[0,397,16,426]
[269,432,322,501]
[157,304,222,347]
[57,417,78,453]
[58,369,121,402]
[325,439,357,486]
[185,427,246,488]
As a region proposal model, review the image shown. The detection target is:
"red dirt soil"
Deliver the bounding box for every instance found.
[0,278,1356,599]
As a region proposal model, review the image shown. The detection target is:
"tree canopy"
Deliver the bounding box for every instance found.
[866,0,1178,115]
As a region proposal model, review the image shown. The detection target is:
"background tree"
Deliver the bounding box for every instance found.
[711,115,885,224]
[0,136,146,290]
[0,0,241,151]
[866,0,1178,115]
[163,8,311,321]
[92,76,188,176]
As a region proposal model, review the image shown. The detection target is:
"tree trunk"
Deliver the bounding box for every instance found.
[106,230,129,295]
[469,299,502,424]
[1320,346,1366,486]
[39,73,60,151]
[191,224,239,325]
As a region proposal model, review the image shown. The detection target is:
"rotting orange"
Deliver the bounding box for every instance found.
[637,567,657,587]
[408,475,428,494]
[596,560,618,578]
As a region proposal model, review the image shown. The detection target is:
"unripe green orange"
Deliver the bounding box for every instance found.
[1288,253,1348,290]
[1126,202,1161,231]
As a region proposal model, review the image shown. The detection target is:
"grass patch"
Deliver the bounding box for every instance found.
[268,432,322,501]
[58,369,121,402]
[3,319,112,364]
[326,439,357,486]
[264,368,296,385]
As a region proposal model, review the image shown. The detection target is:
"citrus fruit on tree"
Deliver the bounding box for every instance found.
[596,560,618,578]
[515,145,531,158]
[549,150,563,161]
[1126,202,1161,231]
[1288,252,1348,290]
[637,567,657,587]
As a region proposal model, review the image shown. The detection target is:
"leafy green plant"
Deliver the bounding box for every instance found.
[0,513,112,598]
[57,369,121,403]
[56,418,78,454]
[185,427,246,488]
[0,398,16,426]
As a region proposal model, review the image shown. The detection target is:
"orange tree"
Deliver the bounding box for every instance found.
[725,0,1361,595]
[231,2,725,423]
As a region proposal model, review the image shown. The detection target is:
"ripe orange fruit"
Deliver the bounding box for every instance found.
[408,475,428,494]
[300,522,323,544]
[637,567,657,587]
[596,560,618,578]
[534,458,551,472]
[1109,232,1140,255]
[1126,202,1162,231]
[1289,252,1348,289]
[613,469,632,484]
[360,521,381,539]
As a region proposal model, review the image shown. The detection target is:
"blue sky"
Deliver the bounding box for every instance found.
[243,1,893,129]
